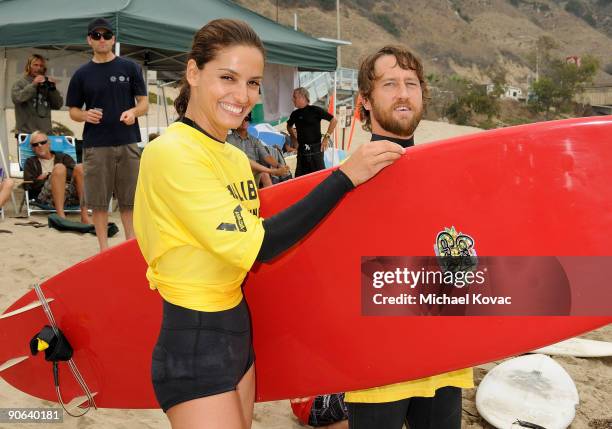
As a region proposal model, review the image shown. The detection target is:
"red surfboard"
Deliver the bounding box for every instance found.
[1,116,611,408]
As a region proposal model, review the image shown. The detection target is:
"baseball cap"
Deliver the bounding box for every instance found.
[87,18,113,35]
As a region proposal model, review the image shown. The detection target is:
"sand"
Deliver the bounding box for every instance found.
[0,119,610,428]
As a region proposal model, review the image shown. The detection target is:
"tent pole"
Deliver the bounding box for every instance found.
[333,71,337,136]
[161,85,169,126]
[0,47,9,172]
[0,47,17,214]
[156,81,160,132]
[0,137,18,214]
[144,65,149,141]
[332,71,337,165]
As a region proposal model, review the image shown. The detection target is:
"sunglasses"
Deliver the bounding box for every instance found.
[89,31,113,41]
[31,140,48,148]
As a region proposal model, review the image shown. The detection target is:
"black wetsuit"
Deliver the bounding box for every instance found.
[346,134,462,429]
[346,386,462,429]
[287,105,334,176]
[370,133,414,148]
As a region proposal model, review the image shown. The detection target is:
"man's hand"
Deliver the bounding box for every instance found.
[339,140,405,187]
[271,166,290,177]
[85,109,103,124]
[322,136,330,152]
[33,75,46,85]
[120,109,136,125]
[288,126,298,140]
[36,173,50,181]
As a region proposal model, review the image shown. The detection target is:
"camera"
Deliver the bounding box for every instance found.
[39,76,56,91]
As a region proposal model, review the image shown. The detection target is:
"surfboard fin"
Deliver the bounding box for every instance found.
[66,392,99,411]
[0,299,55,319]
[512,419,547,429]
[0,356,29,373]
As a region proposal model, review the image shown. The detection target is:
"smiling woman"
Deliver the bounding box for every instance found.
[173,21,265,139]
[133,19,407,429]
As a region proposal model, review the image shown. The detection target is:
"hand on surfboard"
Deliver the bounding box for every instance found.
[339,140,405,186]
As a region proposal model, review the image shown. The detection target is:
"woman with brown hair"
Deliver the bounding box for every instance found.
[134,19,405,429]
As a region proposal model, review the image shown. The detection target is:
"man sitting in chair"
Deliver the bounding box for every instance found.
[23,131,89,223]
[227,113,289,188]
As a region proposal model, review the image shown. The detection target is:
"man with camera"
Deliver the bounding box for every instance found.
[11,54,63,136]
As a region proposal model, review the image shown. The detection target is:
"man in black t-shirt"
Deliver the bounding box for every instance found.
[66,17,148,251]
[287,87,337,177]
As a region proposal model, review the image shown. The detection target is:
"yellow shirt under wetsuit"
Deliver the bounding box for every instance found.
[344,367,473,403]
[344,134,474,404]
[134,122,265,312]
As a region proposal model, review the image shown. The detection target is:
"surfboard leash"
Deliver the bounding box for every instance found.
[30,284,98,417]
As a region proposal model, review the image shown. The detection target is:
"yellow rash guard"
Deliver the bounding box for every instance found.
[134,122,265,312]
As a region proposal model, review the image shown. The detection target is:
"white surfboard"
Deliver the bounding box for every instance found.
[476,354,579,429]
[530,338,612,358]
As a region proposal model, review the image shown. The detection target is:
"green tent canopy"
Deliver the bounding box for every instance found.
[0,0,337,71]
[0,0,339,171]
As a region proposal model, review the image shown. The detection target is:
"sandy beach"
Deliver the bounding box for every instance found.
[1,119,610,428]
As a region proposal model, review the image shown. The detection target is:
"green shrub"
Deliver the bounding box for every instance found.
[372,13,400,37]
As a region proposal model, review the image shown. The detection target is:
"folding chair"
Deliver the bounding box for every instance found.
[17,134,82,217]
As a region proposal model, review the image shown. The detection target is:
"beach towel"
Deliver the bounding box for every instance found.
[48,214,119,237]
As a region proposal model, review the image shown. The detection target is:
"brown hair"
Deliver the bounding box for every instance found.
[24,54,46,76]
[358,46,430,132]
[293,87,310,103]
[174,19,265,118]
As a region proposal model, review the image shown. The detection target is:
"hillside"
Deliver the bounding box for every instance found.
[234,0,612,88]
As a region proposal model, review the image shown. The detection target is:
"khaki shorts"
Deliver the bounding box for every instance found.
[83,143,141,210]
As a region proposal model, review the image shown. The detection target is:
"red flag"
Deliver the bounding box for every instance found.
[327,94,338,149]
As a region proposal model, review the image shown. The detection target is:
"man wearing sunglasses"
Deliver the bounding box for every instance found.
[66,17,148,251]
[23,131,89,224]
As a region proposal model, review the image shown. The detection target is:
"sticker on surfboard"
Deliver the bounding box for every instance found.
[434,226,478,272]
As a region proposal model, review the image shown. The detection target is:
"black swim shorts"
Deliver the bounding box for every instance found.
[151,298,255,412]
[310,393,348,426]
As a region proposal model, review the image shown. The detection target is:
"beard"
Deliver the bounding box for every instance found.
[370,99,423,137]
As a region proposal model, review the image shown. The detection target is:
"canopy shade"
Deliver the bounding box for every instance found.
[0,0,337,71]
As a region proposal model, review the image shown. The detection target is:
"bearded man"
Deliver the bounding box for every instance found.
[344,46,474,429]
